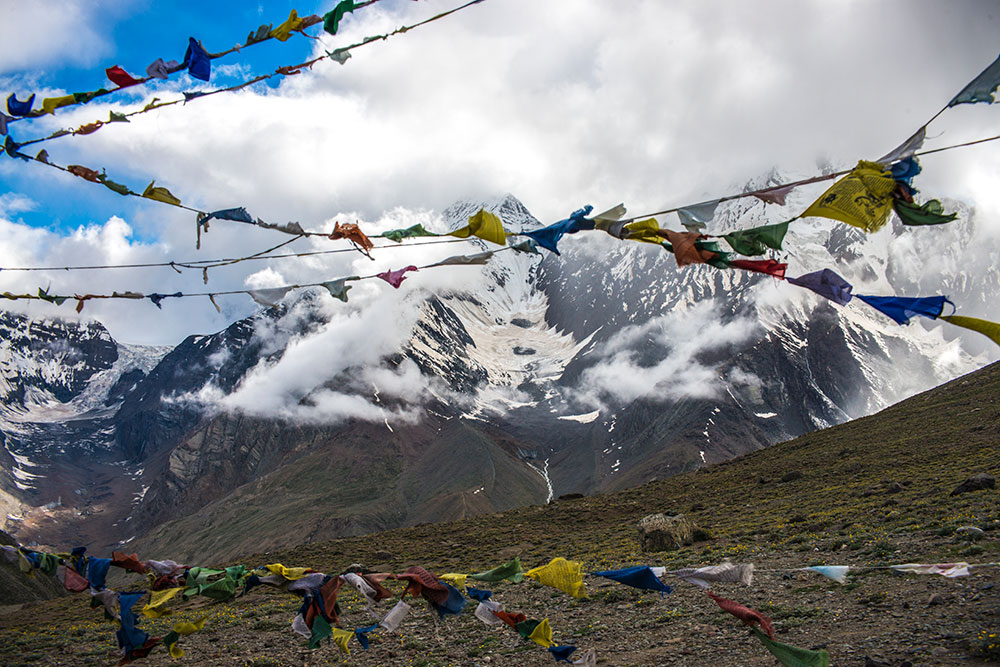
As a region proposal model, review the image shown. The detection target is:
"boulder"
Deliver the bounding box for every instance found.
[637,513,699,552]
[950,473,995,496]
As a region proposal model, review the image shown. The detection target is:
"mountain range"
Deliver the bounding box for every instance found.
[1,189,996,563]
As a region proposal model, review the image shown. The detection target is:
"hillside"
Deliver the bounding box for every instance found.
[0,361,997,665]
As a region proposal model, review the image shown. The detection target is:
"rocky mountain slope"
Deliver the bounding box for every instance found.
[1,190,996,560]
[1,359,997,666]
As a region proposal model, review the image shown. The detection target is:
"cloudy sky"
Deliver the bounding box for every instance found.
[1,0,998,345]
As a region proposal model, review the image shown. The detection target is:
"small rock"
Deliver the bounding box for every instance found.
[950,473,995,496]
[780,471,803,483]
[886,482,905,494]
[956,526,986,539]
[927,593,945,606]
[373,550,395,561]
[931,647,950,657]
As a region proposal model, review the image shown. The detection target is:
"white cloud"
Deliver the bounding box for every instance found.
[574,302,759,407]
[0,0,114,75]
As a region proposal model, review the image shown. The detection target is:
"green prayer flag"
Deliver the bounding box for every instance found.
[38,288,68,306]
[381,224,438,243]
[108,111,130,123]
[723,220,790,255]
[309,615,333,650]
[515,619,542,640]
[892,199,957,226]
[469,557,525,583]
[752,628,830,667]
[98,172,131,196]
[142,181,182,206]
[324,0,357,35]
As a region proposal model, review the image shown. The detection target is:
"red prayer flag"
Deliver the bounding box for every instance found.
[106,65,142,88]
[706,591,775,639]
[728,258,787,279]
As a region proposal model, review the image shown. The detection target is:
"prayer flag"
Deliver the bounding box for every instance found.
[522,206,594,254]
[950,52,1000,106]
[525,557,584,598]
[941,314,1000,348]
[728,258,787,278]
[106,65,141,88]
[381,223,437,242]
[802,160,897,232]
[321,277,357,302]
[752,627,830,667]
[876,126,926,166]
[787,269,853,306]
[677,199,720,232]
[7,93,34,116]
[591,566,672,594]
[722,221,790,255]
[856,295,952,325]
[182,37,211,82]
[376,265,418,289]
[450,208,508,246]
[41,95,77,115]
[550,645,578,662]
[805,566,849,584]
[893,199,957,226]
[528,618,554,648]
[271,9,305,41]
[142,181,182,206]
[706,590,775,639]
[325,1,357,35]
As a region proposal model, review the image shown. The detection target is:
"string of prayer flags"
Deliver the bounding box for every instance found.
[805,566,850,584]
[377,265,418,288]
[801,160,897,233]
[891,562,970,578]
[381,223,438,243]
[752,628,831,667]
[677,199,721,232]
[722,220,790,256]
[325,0,358,34]
[855,295,952,326]
[949,52,1000,106]
[728,258,787,279]
[590,566,672,594]
[522,206,594,254]
[786,269,854,306]
[892,198,958,226]
[449,208,508,246]
[706,590,775,639]
[940,314,1000,347]
[669,562,754,589]
[142,181,182,207]
[525,557,585,598]
[470,557,525,583]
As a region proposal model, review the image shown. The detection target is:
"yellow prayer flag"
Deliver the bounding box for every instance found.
[624,218,664,244]
[264,563,311,580]
[142,181,182,207]
[438,573,468,589]
[448,209,508,246]
[525,557,585,598]
[801,160,897,233]
[41,95,77,114]
[528,618,554,647]
[941,315,1000,348]
[331,627,353,655]
[173,616,208,635]
[142,587,184,618]
[270,9,304,41]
